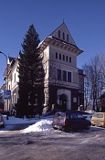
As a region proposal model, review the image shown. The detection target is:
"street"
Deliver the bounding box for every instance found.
[0,125,105,160]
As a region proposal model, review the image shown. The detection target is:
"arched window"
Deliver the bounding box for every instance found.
[58,30,61,38]
[67,34,69,42]
[63,32,65,40]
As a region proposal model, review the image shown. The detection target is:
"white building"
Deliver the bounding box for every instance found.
[4,57,19,111]
[4,22,84,112]
[39,22,83,112]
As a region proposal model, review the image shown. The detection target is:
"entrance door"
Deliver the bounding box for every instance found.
[59,94,67,111]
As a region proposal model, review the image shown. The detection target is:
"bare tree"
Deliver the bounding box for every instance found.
[83,64,92,110]
[83,55,105,111]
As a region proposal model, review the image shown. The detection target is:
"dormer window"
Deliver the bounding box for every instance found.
[63,32,65,40]
[58,30,61,38]
[67,34,69,42]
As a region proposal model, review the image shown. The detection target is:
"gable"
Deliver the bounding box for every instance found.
[50,22,76,46]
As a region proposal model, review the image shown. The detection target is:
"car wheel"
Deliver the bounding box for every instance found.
[61,126,65,131]
[63,126,70,132]
[52,124,57,130]
[85,126,90,130]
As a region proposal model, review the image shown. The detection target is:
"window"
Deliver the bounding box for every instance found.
[56,52,58,59]
[59,54,61,60]
[57,69,61,81]
[66,56,68,62]
[73,97,77,103]
[68,72,71,82]
[58,30,61,38]
[63,32,65,40]
[63,55,65,61]
[69,57,71,63]
[96,113,103,118]
[67,34,69,42]
[63,70,66,81]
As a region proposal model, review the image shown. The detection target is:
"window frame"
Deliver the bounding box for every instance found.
[57,69,62,81]
[63,70,67,81]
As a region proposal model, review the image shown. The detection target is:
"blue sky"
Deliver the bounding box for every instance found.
[0,0,105,85]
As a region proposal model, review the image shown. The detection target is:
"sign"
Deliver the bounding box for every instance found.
[4,90,11,99]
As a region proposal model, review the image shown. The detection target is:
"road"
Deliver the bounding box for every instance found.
[0,125,105,160]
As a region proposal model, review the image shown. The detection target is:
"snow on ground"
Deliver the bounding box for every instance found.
[4,116,38,125]
[22,118,53,133]
[0,115,53,133]
[1,115,105,135]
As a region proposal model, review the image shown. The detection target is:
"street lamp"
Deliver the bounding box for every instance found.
[0,51,9,111]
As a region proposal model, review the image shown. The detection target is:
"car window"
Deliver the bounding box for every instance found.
[67,113,83,119]
[92,113,103,118]
[96,113,103,118]
[55,113,60,117]
[55,112,65,118]
[77,114,83,118]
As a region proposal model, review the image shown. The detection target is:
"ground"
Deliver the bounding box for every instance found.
[0,116,105,160]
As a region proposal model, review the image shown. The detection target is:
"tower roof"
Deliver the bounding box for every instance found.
[38,22,83,55]
[50,22,76,46]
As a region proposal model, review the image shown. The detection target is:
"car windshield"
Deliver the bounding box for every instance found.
[93,113,103,118]
[67,112,84,119]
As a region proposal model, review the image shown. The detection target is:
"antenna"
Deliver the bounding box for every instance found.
[63,18,65,23]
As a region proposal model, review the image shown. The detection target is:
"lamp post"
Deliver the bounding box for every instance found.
[0,51,9,111]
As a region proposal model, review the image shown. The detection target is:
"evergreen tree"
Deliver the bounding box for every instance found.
[16,25,44,117]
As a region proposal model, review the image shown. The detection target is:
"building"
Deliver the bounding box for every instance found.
[4,22,84,112]
[3,57,19,111]
[39,22,83,112]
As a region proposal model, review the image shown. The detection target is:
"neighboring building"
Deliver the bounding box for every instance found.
[0,89,4,112]
[3,22,84,112]
[3,57,19,111]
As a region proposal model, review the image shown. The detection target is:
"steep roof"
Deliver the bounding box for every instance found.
[50,22,76,46]
[38,22,83,55]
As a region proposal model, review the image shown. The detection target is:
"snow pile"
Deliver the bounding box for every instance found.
[23,118,53,133]
[4,116,37,125]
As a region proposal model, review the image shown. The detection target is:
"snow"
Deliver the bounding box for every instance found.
[1,114,105,135]
[22,118,53,133]
[4,116,37,125]
[0,115,53,133]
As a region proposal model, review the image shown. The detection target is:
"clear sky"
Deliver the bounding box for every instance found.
[0,0,105,86]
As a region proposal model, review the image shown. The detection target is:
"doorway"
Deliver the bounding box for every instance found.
[59,94,67,111]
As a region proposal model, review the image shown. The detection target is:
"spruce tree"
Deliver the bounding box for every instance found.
[16,25,44,117]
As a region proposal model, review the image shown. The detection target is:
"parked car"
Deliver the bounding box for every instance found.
[91,112,105,127]
[52,111,91,131]
[0,114,4,128]
[82,111,92,121]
